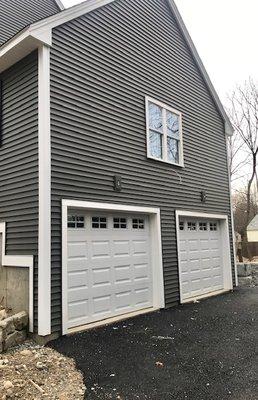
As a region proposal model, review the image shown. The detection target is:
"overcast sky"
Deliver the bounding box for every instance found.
[61,0,258,102]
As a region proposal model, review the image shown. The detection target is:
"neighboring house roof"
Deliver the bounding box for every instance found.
[0,0,64,47]
[0,0,233,135]
[247,215,258,231]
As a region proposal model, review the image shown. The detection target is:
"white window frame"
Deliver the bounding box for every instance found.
[145,96,184,167]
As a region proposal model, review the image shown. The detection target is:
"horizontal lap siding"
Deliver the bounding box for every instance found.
[50,0,234,333]
[0,0,60,46]
[0,52,39,327]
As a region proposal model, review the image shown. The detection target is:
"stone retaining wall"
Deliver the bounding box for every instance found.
[0,311,28,352]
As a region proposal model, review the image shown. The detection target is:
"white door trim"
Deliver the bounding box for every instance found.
[175,210,233,303]
[0,222,34,332]
[62,199,165,335]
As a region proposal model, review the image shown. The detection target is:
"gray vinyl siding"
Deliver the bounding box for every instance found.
[50,0,234,333]
[0,0,60,46]
[0,52,38,326]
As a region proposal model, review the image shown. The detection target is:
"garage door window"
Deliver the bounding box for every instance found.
[92,216,107,229]
[210,222,218,231]
[199,222,207,231]
[187,222,196,231]
[132,219,145,229]
[68,215,85,229]
[179,221,184,231]
[113,218,127,229]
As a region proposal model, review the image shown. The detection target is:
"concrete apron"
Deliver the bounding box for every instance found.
[0,234,29,314]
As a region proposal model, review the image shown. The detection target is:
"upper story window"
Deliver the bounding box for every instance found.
[146,97,183,166]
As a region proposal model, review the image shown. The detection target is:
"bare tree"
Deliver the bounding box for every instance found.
[228,78,258,224]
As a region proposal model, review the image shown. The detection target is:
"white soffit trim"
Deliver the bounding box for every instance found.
[0,222,34,333]
[38,45,52,336]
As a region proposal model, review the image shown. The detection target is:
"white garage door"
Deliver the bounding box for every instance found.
[67,212,153,329]
[179,218,224,301]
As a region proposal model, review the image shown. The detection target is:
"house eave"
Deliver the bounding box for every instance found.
[0,29,51,74]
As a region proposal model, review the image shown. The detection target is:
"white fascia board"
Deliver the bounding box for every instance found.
[55,0,65,10]
[0,222,34,333]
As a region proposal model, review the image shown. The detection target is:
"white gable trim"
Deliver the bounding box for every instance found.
[55,0,65,10]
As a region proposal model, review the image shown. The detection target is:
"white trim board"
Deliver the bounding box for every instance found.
[0,222,34,332]
[37,45,52,336]
[0,0,233,135]
[175,210,233,304]
[62,199,165,335]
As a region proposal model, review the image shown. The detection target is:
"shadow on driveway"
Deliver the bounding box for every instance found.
[49,287,258,400]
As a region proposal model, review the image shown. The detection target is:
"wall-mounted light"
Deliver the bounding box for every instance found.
[113,175,122,192]
[200,190,207,203]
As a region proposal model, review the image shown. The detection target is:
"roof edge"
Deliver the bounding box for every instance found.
[0,0,235,135]
[54,0,65,10]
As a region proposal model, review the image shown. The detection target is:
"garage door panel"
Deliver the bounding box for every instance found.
[179,217,224,301]
[115,291,132,311]
[67,212,153,328]
[92,295,111,316]
[67,258,87,272]
[68,242,87,258]
[92,267,111,288]
[113,240,130,256]
[132,240,148,256]
[114,264,131,283]
[68,300,89,322]
[68,286,89,303]
[91,240,111,258]
[68,270,88,289]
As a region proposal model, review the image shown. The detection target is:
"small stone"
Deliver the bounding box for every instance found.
[4,330,26,351]
[0,318,15,336]
[0,310,7,321]
[6,389,13,397]
[20,350,32,356]
[36,362,46,370]
[3,381,13,390]
[12,312,28,331]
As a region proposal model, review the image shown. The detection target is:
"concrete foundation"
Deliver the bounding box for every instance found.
[0,235,29,314]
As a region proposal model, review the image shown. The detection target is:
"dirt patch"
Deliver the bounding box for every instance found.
[0,342,85,399]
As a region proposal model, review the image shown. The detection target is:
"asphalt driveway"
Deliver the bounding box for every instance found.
[49,287,258,400]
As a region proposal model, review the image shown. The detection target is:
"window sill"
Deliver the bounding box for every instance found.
[147,155,184,168]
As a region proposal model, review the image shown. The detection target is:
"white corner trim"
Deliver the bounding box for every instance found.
[0,222,34,333]
[175,210,233,304]
[38,45,51,336]
[61,199,165,335]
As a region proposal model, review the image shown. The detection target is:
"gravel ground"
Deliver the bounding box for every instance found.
[49,287,258,400]
[0,343,85,399]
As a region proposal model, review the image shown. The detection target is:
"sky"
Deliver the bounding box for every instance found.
[61,0,258,102]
